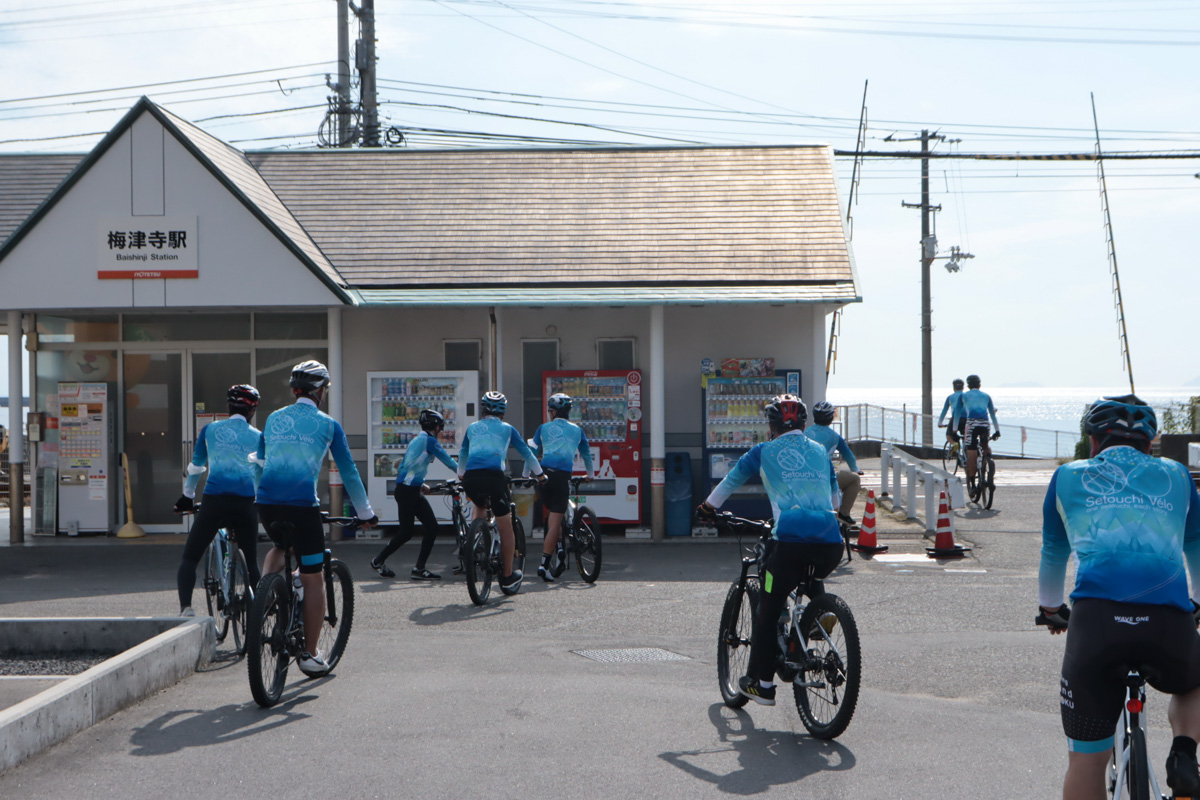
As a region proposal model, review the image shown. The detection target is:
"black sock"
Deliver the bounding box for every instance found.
[1172,736,1198,757]
[541,553,551,566]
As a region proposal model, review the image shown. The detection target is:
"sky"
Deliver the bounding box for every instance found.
[2,0,1200,397]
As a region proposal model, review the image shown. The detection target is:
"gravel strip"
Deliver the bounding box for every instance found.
[0,653,115,676]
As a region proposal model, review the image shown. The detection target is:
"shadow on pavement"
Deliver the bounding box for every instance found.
[129,692,318,756]
[407,601,517,626]
[658,703,855,795]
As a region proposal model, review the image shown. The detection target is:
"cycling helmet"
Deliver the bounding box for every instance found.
[226,384,260,416]
[418,409,445,432]
[290,360,331,393]
[952,378,964,391]
[966,374,981,389]
[547,393,572,414]
[764,394,806,432]
[481,391,507,416]
[812,401,836,426]
[1084,394,1157,444]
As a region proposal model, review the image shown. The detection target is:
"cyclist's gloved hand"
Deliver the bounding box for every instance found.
[1192,600,1200,629]
[1036,603,1070,633]
[173,495,194,514]
[585,472,595,483]
[857,470,865,476]
[361,515,379,530]
[420,483,431,495]
[991,432,1001,441]
[535,473,548,485]
[696,501,717,524]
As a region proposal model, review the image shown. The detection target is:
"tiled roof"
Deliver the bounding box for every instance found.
[0,155,80,246]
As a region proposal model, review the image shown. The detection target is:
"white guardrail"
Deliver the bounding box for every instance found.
[1190,443,1200,470]
[879,442,964,532]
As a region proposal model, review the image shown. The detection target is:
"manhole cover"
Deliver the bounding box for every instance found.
[571,647,690,664]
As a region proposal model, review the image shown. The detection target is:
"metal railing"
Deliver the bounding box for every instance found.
[880,443,964,529]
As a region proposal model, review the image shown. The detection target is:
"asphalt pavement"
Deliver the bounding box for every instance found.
[0,460,1177,798]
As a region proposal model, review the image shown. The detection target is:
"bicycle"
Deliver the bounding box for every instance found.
[178,504,254,656]
[544,476,602,584]
[426,480,471,576]
[1035,611,1171,800]
[940,424,967,476]
[963,426,996,509]
[461,478,530,605]
[714,511,862,740]
[245,513,357,708]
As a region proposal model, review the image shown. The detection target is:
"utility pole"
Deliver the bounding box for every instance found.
[356,0,379,147]
[337,0,351,146]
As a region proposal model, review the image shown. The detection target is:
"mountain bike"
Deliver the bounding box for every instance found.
[715,511,862,740]
[199,511,253,656]
[461,479,530,605]
[245,514,357,708]
[545,476,602,583]
[427,480,471,576]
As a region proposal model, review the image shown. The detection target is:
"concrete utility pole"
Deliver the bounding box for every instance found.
[337,0,352,146]
[356,0,379,147]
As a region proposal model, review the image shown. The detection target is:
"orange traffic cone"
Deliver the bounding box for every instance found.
[851,489,888,554]
[927,489,970,558]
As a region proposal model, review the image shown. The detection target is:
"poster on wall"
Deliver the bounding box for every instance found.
[97,217,197,279]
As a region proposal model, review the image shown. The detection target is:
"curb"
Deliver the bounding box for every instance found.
[0,617,214,774]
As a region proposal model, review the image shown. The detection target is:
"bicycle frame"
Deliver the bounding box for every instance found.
[1110,670,1165,800]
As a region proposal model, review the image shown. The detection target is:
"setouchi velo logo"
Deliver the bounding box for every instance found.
[214,426,238,445]
[775,446,813,480]
[270,415,296,435]
[1080,462,1127,496]
[1079,452,1175,512]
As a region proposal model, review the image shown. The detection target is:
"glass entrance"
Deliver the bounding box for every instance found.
[124,352,184,529]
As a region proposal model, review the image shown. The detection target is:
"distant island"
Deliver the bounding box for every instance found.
[998,382,1045,388]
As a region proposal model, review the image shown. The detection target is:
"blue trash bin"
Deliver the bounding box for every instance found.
[665,452,693,537]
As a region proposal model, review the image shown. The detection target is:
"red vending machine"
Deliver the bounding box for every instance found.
[541,370,642,524]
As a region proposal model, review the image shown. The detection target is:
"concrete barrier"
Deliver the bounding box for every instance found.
[0,617,214,773]
[879,443,964,532]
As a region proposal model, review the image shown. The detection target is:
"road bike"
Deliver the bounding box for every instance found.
[245,513,357,708]
[427,480,471,576]
[964,427,996,510]
[940,424,967,476]
[461,478,530,605]
[179,504,254,656]
[714,511,862,740]
[544,476,602,583]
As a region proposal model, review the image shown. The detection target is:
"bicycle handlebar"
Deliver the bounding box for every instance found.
[711,510,772,534]
[321,512,363,528]
[426,480,464,494]
[509,477,542,488]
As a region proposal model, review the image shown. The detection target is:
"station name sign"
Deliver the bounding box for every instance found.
[98,217,197,279]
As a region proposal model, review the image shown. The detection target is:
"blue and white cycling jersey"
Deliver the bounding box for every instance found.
[533,418,594,475]
[254,398,374,517]
[938,391,963,426]
[397,431,458,488]
[183,415,261,499]
[705,430,841,544]
[805,424,859,473]
[457,416,543,476]
[1039,445,1200,611]
[953,388,999,430]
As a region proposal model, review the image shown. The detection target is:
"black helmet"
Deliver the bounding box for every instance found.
[812,401,835,426]
[481,391,507,416]
[547,393,572,414]
[966,375,981,389]
[227,384,260,416]
[418,409,445,432]
[764,394,806,432]
[1084,394,1157,444]
[952,378,964,390]
[290,360,330,393]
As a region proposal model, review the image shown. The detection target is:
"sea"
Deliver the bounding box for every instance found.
[826,386,1198,435]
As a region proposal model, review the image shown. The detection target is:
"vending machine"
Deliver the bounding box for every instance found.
[56,382,116,534]
[701,365,801,518]
[366,370,479,523]
[541,370,642,524]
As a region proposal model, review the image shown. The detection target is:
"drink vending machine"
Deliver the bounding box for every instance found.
[56,382,116,534]
[366,370,479,523]
[701,367,801,518]
[541,370,642,524]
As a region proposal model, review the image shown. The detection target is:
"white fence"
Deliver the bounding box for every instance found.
[838,403,1076,460]
[879,443,963,531]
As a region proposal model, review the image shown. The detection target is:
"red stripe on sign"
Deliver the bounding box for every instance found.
[98,270,199,279]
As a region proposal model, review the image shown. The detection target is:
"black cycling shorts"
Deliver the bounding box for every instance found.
[1060,598,1200,748]
[462,469,511,517]
[538,468,571,514]
[966,423,990,452]
[256,504,326,573]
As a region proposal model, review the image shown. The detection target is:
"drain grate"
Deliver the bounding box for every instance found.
[571,647,690,664]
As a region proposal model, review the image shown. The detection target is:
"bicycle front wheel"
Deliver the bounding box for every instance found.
[246,573,290,708]
[500,516,526,595]
[574,505,602,583]
[464,519,493,605]
[795,593,861,740]
[204,544,230,643]
[316,559,354,671]
[718,576,760,708]
[982,456,996,510]
[229,548,252,656]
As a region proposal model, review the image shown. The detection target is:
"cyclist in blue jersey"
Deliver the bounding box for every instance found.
[255,360,377,676]
[951,374,1000,486]
[938,378,965,443]
[173,385,264,617]
[370,409,458,581]
[807,401,863,527]
[1039,395,1200,799]
[532,393,595,582]
[457,391,545,590]
[697,395,843,707]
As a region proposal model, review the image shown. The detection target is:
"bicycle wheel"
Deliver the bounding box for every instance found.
[204,544,230,643]
[941,441,955,474]
[246,573,290,708]
[229,548,252,656]
[794,593,861,740]
[316,559,354,671]
[1124,723,1152,800]
[982,456,996,510]
[500,516,526,595]
[454,512,469,573]
[574,506,602,583]
[717,576,760,708]
[464,519,493,605]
